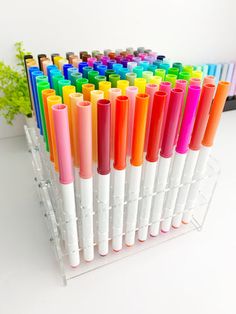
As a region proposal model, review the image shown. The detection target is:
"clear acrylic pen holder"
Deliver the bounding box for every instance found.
[24,124,220,286]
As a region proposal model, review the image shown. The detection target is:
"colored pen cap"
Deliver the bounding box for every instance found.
[105,69,115,80]
[97,99,111,175]
[130,93,149,166]
[144,84,159,151]
[202,81,230,147]
[88,70,99,85]
[68,67,78,81]
[52,104,74,184]
[101,56,110,65]
[172,62,183,72]
[165,74,177,88]
[94,75,106,90]
[189,83,215,151]
[83,66,93,79]
[179,71,191,82]
[159,63,170,72]
[147,64,157,74]
[99,81,111,99]
[192,70,203,80]
[126,72,137,86]
[114,96,129,170]
[133,66,144,78]
[77,101,93,179]
[97,65,107,76]
[175,79,187,91]
[71,72,82,86]
[76,78,88,93]
[93,61,102,71]
[82,83,95,101]
[160,88,184,158]
[149,75,162,85]
[134,78,146,93]
[159,81,171,104]
[118,67,129,80]
[176,85,201,154]
[78,61,88,73]
[183,65,194,75]
[107,59,117,69]
[63,64,73,79]
[146,91,167,162]
[109,74,120,87]
[155,68,166,81]
[47,95,62,171]
[168,67,179,77]
[58,80,71,99]
[203,75,215,85]
[127,62,137,72]
[142,71,153,83]
[117,80,129,95]
[87,57,97,67]
[189,77,201,87]
[126,86,138,156]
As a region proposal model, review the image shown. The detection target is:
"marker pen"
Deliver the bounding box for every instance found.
[99,81,111,99]
[77,100,94,261]
[144,83,159,151]
[126,86,138,156]
[208,64,216,76]
[51,53,60,64]
[226,63,235,94]
[214,64,222,85]
[63,64,73,79]
[127,61,137,72]
[228,63,236,98]
[203,75,215,85]
[109,74,120,87]
[117,80,129,95]
[148,64,158,75]
[29,68,42,130]
[126,72,137,86]
[149,75,162,86]
[87,57,97,67]
[134,78,146,93]
[159,81,172,145]
[179,71,191,82]
[68,67,78,81]
[37,54,46,71]
[119,67,129,80]
[183,65,194,76]
[155,68,166,81]
[150,88,184,236]
[94,75,106,90]
[113,63,123,74]
[161,85,201,233]
[93,61,102,71]
[172,83,215,228]
[133,66,144,78]
[62,85,76,156]
[52,104,80,267]
[70,72,82,87]
[88,70,99,85]
[138,91,167,241]
[182,81,230,224]
[58,58,68,72]
[97,99,111,256]
[82,83,95,101]
[142,71,153,83]
[202,64,209,78]
[91,90,104,161]
[189,78,201,87]
[97,65,107,76]
[125,93,149,246]
[191,70,203,82]
[53,56,63,68]
[47,95,62,172]
[76,78,88,93]
[52,74,64,95]
[109,88,122,159]
[220,63,229,81]
[42,89,56,162]
[36,80,50,149]
[168,67,179,77]
[78,61,88,74]
[58,79,71,100]
[42,59,53,75]
[112,96,129,251]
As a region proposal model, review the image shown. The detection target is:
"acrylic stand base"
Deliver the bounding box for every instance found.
[24,124,220,286]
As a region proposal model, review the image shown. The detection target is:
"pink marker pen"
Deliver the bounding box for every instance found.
[52,104,80,267]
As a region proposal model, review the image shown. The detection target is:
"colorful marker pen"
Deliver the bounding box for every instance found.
[125,93,149,246]
[126,86,138,156]
[97,99,111,256]
[138,91,167,241]
[112,96,129,251]
[172,83,215,228]
[77,100,94,261]
[150,88,184,236]
[182,81,230,224]
[161,85,201,233]
[52,104,80,267]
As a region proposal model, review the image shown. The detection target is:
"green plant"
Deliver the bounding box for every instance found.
[0,42,32,124]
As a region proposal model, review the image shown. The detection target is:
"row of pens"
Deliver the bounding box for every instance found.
[24,48,230,267]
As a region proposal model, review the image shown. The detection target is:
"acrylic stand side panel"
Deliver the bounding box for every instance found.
[24,125,220,285]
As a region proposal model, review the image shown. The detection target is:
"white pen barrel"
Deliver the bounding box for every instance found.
[125,164,142,246]
[182,146,211,223]
[138,160,157,241]
[61,182,80,267]
[172,149,199,228]
[150,156,171,236]
[161,152,186,233]
[80,177,94,262]
[97,173,110,256]
[112,169,126,251]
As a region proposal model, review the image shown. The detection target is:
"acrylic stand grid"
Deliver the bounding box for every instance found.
[24,122,220,286]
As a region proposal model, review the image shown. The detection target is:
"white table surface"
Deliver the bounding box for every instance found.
[0,111,236,314]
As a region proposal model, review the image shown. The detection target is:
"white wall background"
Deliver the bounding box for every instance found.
[0,0,236,137]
